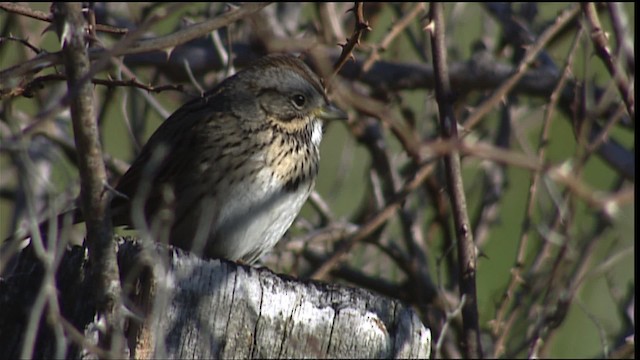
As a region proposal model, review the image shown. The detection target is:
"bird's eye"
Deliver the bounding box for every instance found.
[291,94,306,108]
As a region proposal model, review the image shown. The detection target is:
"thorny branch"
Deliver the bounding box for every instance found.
[362,3,425,72]
[330,2,371,81]
[310,160,437,281]
[428,3,482,358]
[462,4,581,131]
[0,2,128,34]
[0,3,270,88]
[582,3,635,119]
[11,74,185,99]
[491,24,584,358]
[51,2,125,356]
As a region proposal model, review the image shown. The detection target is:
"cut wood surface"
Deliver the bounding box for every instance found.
[0,239,431,359]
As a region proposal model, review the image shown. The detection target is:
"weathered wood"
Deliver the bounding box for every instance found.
[0,239,431,359]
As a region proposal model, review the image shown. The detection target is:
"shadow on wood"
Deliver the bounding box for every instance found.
[0,237,431,358]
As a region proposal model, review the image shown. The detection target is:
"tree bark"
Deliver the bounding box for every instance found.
[0,238,431,359]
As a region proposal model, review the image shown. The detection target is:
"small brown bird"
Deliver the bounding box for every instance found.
[6,54,346,266]
[110,54,347,263]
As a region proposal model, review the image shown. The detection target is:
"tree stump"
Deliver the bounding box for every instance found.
[0,238,431,358]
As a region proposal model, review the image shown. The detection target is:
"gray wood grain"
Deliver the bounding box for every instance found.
[1,239,431,359]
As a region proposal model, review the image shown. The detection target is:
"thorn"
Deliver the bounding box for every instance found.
[423,20,435,33]
[164,46,175,60]
[60,22,71,47]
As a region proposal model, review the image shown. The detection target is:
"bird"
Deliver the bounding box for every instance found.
[6,54,347,266]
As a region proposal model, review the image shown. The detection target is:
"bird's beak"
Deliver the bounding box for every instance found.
[317,103,348,121]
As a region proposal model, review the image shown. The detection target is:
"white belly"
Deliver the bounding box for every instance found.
[205,167,313,263]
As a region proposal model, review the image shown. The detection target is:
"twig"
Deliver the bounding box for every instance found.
[307,190,335,224]
[435,295,466,359]
[607,2,635,72]
[362,3,425,72]
[317,3,346,44]
[330,2,371,81]
[0,3,270,90]
[331,78,422,162]
[310,160,436,280]
[463,4,581,131]
[14,147,72,359]
[428,3,482,358]
[122,3,270,56]
[491,25,584,357]
[52,3,125,356]
[4,4,180,147]
[582,3,634,119]
[0,35,42,55]
[492,23,582,357]
[304,249,407,299]
[0,2,128,34]
[10,73,185,98]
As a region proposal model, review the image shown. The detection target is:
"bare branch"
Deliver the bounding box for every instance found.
[428,3,482,358]
[463,4,581,131]
[491,25,584,357]
[330,2,371,81]
[309,161,436,280]
[52,3,125,356]
[0,2,128,34]
[582,3,635,119]
[362,3,426,72]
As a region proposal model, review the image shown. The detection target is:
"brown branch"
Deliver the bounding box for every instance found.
[607,2,635,72]
[462,3,581,131]
[0,3,270,92]
[51,3,125,356]
[13,74,185,98]
[330,2,371,81]
[362,3,425,72]
[3,3,268,155]
[491,25,584,358]
[0,35,42,55]
[309,160,436,280]
[326,89,434,309]
[120,3,270,56]
[582,3,634,119]
[330,78,422,162]
[0,2,129,34]
[78,39,631,180]
[4,7,178,145]
[428,3,482,358]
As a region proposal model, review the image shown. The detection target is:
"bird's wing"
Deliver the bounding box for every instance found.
[110,98,216,227]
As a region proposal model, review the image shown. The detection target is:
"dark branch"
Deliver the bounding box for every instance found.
[429,3,482,358]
